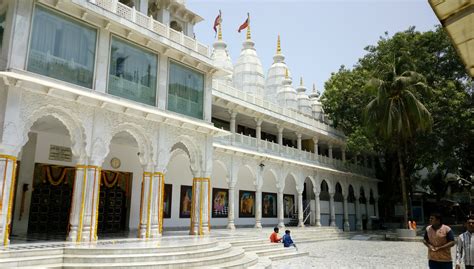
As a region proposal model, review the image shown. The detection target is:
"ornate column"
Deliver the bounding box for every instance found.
[255,185,262,229]
[296,133,302,151]
[313,137,319,156]
[313,187,321,227]
[229,111,237,134]
[343,195,350,231]
[277,126,284,146]
[0,154,18,246]
[138,170,152,238]
[68,164,101,243]
[297,188,304,227]
[152,171,165,237]
[227,181,236,230]
[255,118,263,149]
[329,192,336,227]
[355,194,363,231]
[277,190,285,229]
[190,175,211,235]
[365,200,372,230]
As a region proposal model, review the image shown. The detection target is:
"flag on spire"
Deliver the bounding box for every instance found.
[238,13,249,33]
[213,10,222,35]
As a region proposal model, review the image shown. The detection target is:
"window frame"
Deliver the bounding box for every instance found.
[25,4,99,89]
[106,34,159,107]
[166,59,206,119]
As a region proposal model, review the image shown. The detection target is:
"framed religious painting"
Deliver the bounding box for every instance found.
[262,192,277,218]
[239,190,255,218]
[179,185,193,218]
[283,194,295,218]
[212,188,229,218]
[163,184,172,218]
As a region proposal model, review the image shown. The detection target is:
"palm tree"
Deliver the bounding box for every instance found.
[364,57,432,228]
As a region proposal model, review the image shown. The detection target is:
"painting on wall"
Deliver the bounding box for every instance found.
[212,188,229,218]
[163,184,172,218]
[283,194,295,218]
[262,192,277,218]
[179,185,193,218]
[239,190,255,218]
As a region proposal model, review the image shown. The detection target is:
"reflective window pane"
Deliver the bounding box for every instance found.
[27,6,96,88]
[168,62,204,119]
[108,37,157,106]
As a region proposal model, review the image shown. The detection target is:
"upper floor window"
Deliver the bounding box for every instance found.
[119,0,140,8]
[27,5,97,88]
[168,61,204,119]
[108,36,157,106]
[170,21,183,32]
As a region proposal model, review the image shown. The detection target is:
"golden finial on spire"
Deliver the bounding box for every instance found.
[285,68,289,79]
[300,77,303,86]
[277,35,281,54]
[218,23,222,41]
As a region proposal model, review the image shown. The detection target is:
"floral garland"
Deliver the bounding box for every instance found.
[44,166,68,186]
[102,171,120,188]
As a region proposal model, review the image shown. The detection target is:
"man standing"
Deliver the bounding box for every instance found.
[423,213,456,269]
[456,215,474,269]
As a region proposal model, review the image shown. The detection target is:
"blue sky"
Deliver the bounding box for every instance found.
[187,0,440,93]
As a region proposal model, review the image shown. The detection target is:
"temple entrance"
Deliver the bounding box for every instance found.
[27,164,74,236]
[97,170,132,235]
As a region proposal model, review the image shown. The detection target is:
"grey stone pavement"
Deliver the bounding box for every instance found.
[272,239,457,269]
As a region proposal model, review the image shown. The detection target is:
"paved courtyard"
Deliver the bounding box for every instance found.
[273,239,456,269]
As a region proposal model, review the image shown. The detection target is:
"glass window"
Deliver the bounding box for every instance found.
[27,6,96,88]
[168,62,204,119]
[108,37,157,106]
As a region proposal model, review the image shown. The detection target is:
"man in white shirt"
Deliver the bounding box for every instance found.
[456,215,474,269]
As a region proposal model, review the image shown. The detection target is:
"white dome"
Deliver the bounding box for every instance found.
[211,28,233,85]
[277,71,297,110]
[296,78,312,115]
[265,35,291,104]
[233,30,265,96]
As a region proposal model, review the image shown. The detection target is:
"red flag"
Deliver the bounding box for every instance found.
[237,18,249,33]
[213,10,222,33]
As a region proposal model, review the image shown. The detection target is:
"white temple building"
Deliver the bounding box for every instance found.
[0,0,378,245]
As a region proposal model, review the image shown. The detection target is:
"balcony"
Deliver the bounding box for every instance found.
[213,81,345,139]
[214,133,375,178]
[88,0,210,57]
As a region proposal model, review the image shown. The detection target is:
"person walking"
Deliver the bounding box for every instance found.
[456,215,474,269]
[423,213,456,269]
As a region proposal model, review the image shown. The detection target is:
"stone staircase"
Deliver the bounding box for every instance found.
[0,226,348,268]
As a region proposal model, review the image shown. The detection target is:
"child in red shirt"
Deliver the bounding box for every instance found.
[270,227,282,243]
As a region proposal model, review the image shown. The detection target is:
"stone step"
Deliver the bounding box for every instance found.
[212,252,259,269]
[254,247,296,257]
[62,243,232,264]
[267,251,309,261]
[242,243,282,252]
[0,254,63,267]
[0,247,63,259]
[248,257,272,269]
[229,239,269,247]
[64,240,216,255]
[59,247,246,268]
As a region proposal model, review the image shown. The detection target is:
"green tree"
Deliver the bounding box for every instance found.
[364,56,433,227]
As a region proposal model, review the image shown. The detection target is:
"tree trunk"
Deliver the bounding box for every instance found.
[397,147,409,229]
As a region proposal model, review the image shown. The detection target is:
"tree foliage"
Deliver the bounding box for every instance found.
[321,26,473,221]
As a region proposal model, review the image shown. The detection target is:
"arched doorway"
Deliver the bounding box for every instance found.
[320,180,330,226]
[12,115,78,240]
[348,185,357,230]
[360,187,367,230]
[334,183,344,229]
[210,161,229,228]
[235,165,255,227]
[261,168,278,227]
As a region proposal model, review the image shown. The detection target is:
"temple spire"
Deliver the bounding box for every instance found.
[276,35,281,54]
[246,13,251,40]
[300,77,303,86]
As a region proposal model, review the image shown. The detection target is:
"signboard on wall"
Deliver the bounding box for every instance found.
[49,145,72,162]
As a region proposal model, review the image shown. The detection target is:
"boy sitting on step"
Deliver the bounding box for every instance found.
[270,227,282,243]
[282,230,298,251]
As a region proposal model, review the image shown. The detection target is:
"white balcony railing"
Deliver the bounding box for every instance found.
[213,81,345,139]
[91,0,210,57]
[214,133,375,177]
